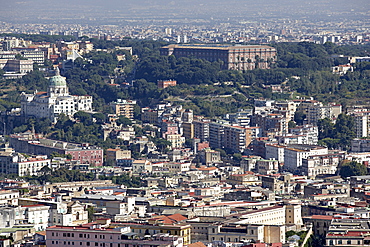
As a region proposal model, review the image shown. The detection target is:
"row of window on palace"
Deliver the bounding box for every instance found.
[52,233,110,239]
[51,241,149,247]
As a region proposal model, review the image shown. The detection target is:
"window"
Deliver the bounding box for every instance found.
[347,240,351,245]
[87,243,90,246]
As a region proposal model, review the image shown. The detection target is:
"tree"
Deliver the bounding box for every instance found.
[317,118,334,140]
[154,138,172,153]
[294,111,306,126]
[87,206,96,222]
[339,161,367,178]
[288,121,297,129]
[116,116,132,127]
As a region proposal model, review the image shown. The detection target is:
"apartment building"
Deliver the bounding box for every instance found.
[193,119,210,142]
[199,148,222,165]
[0,190,19,206]
[0,151,51,176]
[301,152,346,178]
[110,99,136,120]
[110,222,191,245]
[251,113,288,137]
[325,218,370,246]
[106,149,131,163]
[2,59,33,73]
[208,224,285,244]
[223,125,249,153]
[46,224,184,247]
[158,80,177,89]
[209,122,225,149]
[351,138,370,152]
[9,134,103,166]
[284,145,328,172]
[141,108,159,124]
[288,125,318,145]
[226,173,259,186]
[304,182,350,199]
[163,162,191,173]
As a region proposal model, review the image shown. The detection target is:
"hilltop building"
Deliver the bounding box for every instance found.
[160,44,276,70]
[20,68,93,122]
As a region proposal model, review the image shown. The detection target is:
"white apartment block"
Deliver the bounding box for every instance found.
[301,153,345,178]
[164,162,191,173]
[0,152,51,176]
[288,124,318,145]
[351,112,370,138]
[22,204,50,231]
[166,134,185,148]
[265,144,285,163]
[284,145,328,172]
[0,190,19,206]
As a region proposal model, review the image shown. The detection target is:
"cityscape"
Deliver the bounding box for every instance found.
[0,1,369,247]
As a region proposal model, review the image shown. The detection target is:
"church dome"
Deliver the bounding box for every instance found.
[49,68,67,87]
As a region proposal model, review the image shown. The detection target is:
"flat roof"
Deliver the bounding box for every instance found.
[162,44,275,51]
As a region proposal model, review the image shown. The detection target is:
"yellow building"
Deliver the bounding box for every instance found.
[110,99,137,120]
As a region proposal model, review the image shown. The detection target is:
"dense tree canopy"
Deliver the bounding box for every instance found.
[339,161,367,178]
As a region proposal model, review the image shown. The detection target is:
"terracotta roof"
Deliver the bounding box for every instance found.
[149,214,187,224]
[188,242,207,247]
[36,231,46,236]
[309,215,334,220]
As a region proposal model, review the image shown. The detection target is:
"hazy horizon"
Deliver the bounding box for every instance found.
[2,0,369,25]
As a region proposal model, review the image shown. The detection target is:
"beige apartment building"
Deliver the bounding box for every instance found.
[110,99,136,120]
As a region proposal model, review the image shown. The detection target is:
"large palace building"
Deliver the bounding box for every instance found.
[20,68,93,122]
[160,44,277,70]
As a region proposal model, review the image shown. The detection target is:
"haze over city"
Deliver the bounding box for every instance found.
[2,0,369,24]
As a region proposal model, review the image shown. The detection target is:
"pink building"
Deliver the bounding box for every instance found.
[46,224,184,247]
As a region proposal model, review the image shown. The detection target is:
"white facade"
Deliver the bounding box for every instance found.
[0,190,19,206]
[284,145,328,172]
[23,204,50,231]
[20,68,92,122]
[265,144,285,163]
[234,206,286,225]
[0,152,51,176]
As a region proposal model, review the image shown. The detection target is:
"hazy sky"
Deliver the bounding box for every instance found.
[2,0,369,24]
